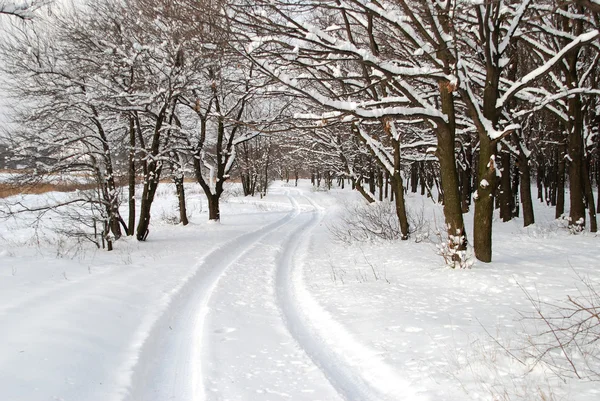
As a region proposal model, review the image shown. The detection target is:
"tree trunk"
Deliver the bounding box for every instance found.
[208,194,220,221]
[392,138,409,240]
[436,81,468,263]
[582,157,597,232]
[460,143,472,213]
[511,162,520,218]
[498,148,513,222]
[174,175,189,226]
[556,142,566,219]
[352,177,376,203]
[517,139,535,227]
[537,162,544,202]
[136,173,161,241]
[410,162,418,193]
[128,117,136,236]
[378,169,383,201]
[474,133,495,262]
[384,171,389,199]
[568,95,586,232]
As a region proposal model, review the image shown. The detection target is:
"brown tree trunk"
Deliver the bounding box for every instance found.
[474,133,495,262]
[511,163,520,217]
[498,148,513,222]
[410,162,418,193]
[556,142,566,219]
[582,158,597,232]
[208,194,220,221]
[517,139,535,227]
[384,171,389,199]
[136,172,161,241]
[352,177,376,203]
[460,143,472,213]
[392,137,409,240]
[436,81,468,262]
[174,175,189,226]
[128,117,136,236]
[567,95,586,231]
[378,169,383,201]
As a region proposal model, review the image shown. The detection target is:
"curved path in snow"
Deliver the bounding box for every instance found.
[125,188,417,401]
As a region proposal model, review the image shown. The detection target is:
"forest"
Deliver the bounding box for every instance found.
[1,0,600,265]
[2,1,600,400]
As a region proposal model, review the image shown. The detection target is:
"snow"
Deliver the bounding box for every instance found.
[497,29,600,109]
[1,180,599,400]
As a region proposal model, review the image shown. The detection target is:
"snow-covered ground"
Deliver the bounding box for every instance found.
[0,180,599,401]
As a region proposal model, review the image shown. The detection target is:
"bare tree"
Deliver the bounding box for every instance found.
[0,0,50,20]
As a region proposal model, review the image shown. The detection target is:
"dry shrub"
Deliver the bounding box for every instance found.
[0,182,96,198]
[328,200,427,243]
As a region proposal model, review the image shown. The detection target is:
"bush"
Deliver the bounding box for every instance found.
[328,200,427,243]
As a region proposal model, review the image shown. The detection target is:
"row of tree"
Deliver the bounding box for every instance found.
[1,0,600,265]
[228,0,600,265]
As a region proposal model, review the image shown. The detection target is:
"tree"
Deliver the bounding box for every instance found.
[231,0,468,257]
[0,0,50,20]
[1,14,128,250]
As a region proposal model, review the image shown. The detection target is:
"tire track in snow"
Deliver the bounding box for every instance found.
[275,191,429,401]
[200,198,343,400]
[124,192,300,401]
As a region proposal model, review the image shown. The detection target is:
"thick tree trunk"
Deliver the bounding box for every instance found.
[208,194,220,221]
[391,138,410,240]
[474,133,495,263]
[174,175,189,226]
[537,162,544,202]
[556,142,566,219]
[136,172,161,241]
[517,140,535,227]
[135,101,170,241]
[568,95,586,232]
[436,81,468,263]
[498,148,513,222]
[410,163,419,193]
[436,126,468,255]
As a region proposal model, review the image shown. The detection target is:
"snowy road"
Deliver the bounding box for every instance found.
[1,186,416,401]
[124,189,411,401]
[3,182,600,401]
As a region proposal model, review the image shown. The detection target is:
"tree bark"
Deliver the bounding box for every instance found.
[567,94,586,231]
[556,142,566,219]
[498,147,513,222]
[436,81,468,261]
[582,157,597,232]
[174,175,189,226]
[127,116,136,236]
[460,142,472,213]
[517,137,535,227]
[391,138,409,240]
[207,193,220,221]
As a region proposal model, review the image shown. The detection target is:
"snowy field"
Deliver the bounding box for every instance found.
[0,180,599,401]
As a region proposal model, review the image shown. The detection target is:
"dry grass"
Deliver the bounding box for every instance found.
[0,182,97,198]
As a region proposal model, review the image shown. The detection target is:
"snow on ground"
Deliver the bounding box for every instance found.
[0,180,599,401]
